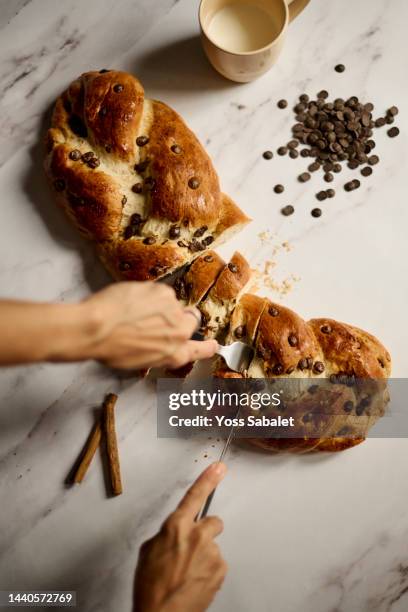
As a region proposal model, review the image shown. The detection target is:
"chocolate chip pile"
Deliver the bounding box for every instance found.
[264,69,400,218]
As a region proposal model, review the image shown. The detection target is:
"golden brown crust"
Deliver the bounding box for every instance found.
[308,318,392,379]
[100,239,187,282]
[183,251,226,305]
[255,301,322,376]
[216,294,391,453]
[225,294,268,344]
[44,70,250,281]
[211,252,252,303]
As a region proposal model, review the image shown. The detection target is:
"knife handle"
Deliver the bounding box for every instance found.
[196,488,216,521]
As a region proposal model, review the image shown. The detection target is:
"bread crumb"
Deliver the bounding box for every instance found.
[255,234,299,297]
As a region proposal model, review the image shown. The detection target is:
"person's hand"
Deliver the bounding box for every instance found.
[133,463,228,612]
[83,282,218,370]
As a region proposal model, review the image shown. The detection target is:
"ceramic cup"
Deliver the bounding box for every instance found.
[199,0,310,83]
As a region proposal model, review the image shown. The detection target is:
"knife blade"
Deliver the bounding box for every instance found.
[196,407,241,520]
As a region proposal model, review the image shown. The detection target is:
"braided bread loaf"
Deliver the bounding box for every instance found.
[215,294,391,452]
[44,70,250,281]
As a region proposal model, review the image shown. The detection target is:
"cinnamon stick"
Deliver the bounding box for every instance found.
[73,419,102,484]
[103,393,122,496]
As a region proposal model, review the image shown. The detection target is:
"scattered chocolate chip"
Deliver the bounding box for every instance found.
[189,239,204,253]
[288,334,298,347]
[188,177,200,189]
[134,159,150,173]
[375,117,386,128]
[333,163,342,173]
[82,151,94,163]
[278,99,288,109]
[144,176,156,190]
[124,225,138,239]
[277,146,288,156]
[202,235,214,246]
[119,261,131,271]
[99,69,110,73]
[113,84,124,93]
[234,325,246,339]
[274,184,285,194]
[298,172,311,183]
[69,149,81,161]
[387,106,399,117]
[324,172,334,182]
[273,363,284,375]
[321,324,332,334]
[326,188,335,198]
[368,154,379,165]
[171,144,182,154]
[361,166,373,177]
[299,94,309,103]
[335,64,345,73]
[388,127,400,138]
[228,263,238,273]
[194,225,208,238]
[298,358,309,370]
[288,140,299,149]
[268,306,279,317]
[149,266,163,278]
[289,149,299,159]
[281,205,294,216]
[53,179,65,192]
[132,183,143,193]
[263,150,273,160]
[169,225,181,239]
[308,161,320,172]
[313,361,325,373]
[87,157,100,169]
[136,136,149,146]
[311,208,322,218]
[316,191,327,201]
[343,400,354,413]
[177,240,187,248]
[143,236,156,245]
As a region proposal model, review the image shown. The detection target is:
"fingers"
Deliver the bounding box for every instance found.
[177,462,227,521]
[198,516,224,538]
[176,307,202,340]
[166,340,218,369]
[183,306,202,331]
[188,339,219,360]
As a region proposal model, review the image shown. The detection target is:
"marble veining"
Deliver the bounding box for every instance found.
[0,0,408,611]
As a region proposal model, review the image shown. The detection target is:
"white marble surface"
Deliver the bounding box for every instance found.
[0,0,408,610]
